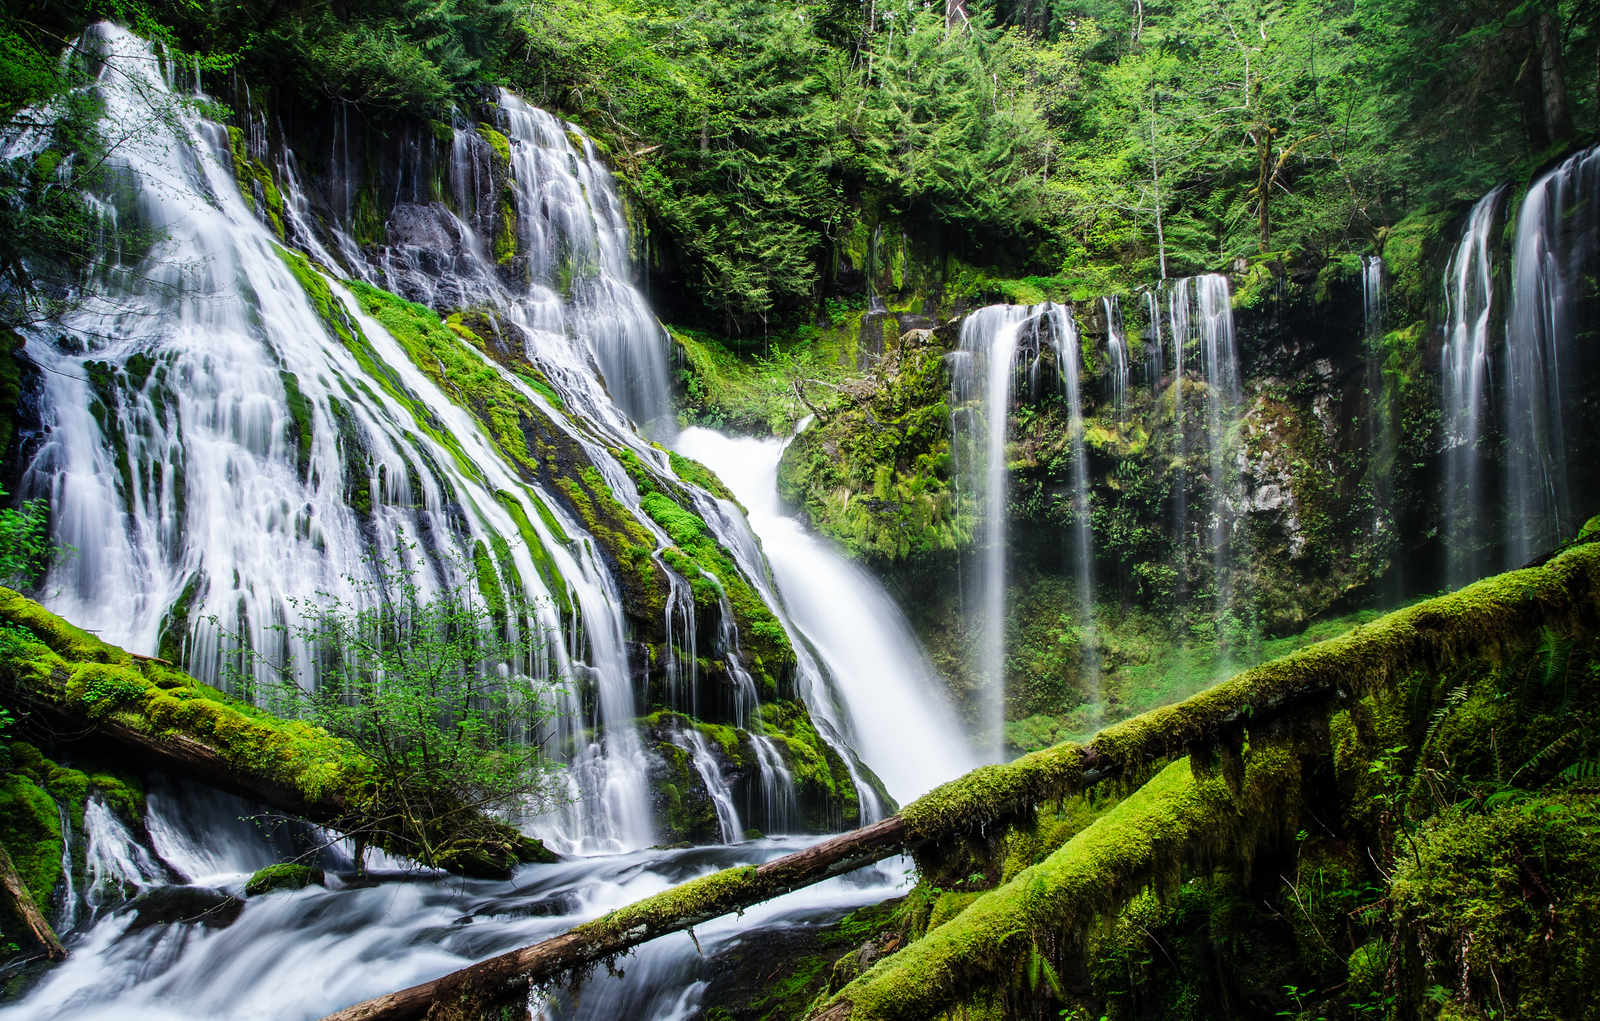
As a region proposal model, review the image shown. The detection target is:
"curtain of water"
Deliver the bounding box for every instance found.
[1440,188,1504,589]
[1504,146,1600,565]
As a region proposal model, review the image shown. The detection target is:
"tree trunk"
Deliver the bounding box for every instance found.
[1538,10,1573,143]
[945,0,970,34]
[0,843,66,960]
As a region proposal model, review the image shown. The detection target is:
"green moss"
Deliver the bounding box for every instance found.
[1089,542,1600,775]
[0,767,62,907]
[1389,795,1600,1020]
[244,862,325,896]
[819,747,1304,1021]
[667,451,739,506]
[901,740,1084,839]
[492,490,572,618]
[0,588,548,876]
[279,370,314,482]
[776,327,964,563]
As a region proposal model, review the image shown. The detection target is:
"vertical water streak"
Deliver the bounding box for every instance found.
[1103,296,1129,420]
[1191,275,1241,621]
[1142,290,1164,387]
[675,728,742,844]
[1441,188,1504,588]
[1504,147,1600,566]
[1038,306,1098,702]
[1361,255,1391,578]
[952,305,1032,760]
[748,734,797,834]
[53,798,76,932]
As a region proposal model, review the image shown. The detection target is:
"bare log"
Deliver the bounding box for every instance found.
[0,843,66,960]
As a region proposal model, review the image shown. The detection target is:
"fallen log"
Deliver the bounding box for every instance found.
[0,843,66,960]
[320,542,1600,1021]
[0,587,553,878]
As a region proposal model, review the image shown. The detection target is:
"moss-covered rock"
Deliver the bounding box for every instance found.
[244,863,325,896]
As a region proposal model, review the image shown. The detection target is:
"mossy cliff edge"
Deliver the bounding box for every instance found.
[0,587,554,890]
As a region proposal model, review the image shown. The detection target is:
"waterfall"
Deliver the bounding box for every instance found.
[672,427,978,802]
[1503,146,1600,565]
[1142,290,1164,386]
[675,728,743,844]
[1440,188,1504,589]
[82,794,169,916]
[1161,275,1240,618]
[53,798,77,933]
[1103,296,1129,419]
[0,23,787,856]
[1362,256,1390,568]
[951,304,1094,758]
[748,734,798,834]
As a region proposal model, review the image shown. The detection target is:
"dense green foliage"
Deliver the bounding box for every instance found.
[15,0,1594,330]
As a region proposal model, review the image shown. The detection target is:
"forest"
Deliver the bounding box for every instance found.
[0,1,1597,1020]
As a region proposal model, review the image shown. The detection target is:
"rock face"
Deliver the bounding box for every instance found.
[776,263,1448,745]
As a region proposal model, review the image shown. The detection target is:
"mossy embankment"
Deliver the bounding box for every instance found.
[0,587,553,887]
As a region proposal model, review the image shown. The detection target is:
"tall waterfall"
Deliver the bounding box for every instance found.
[0,23,881,855]
[1361,256,1390,566]
[674,427,979,803]
[952,304,1094,758]
[1503,146,1600,564]
[1103,296,1129,419]
[1160,275,1241,616]
[1440,188,1503,588]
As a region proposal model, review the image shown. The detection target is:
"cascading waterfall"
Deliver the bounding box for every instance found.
[1503,146,1600,565]
[675,729,743,844]
[1142,290,1164,386]
[1361,256,1390,561]
[673,427,979,803]
[952,304,1095,757]
[1440,188,1504,589]
[2,22,802,857]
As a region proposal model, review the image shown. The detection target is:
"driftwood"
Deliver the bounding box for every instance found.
[0,843,66,960]
[318,816,921,1021]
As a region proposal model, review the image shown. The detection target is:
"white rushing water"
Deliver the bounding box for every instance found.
[950,304,1095,757]
[3,781,910,1021]
[672,427,979,804]
[1440,188,1504,589]
[0,22,909,859]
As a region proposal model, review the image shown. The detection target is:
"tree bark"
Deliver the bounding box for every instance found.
[1538,10,1573,143]
[0,843,66,960]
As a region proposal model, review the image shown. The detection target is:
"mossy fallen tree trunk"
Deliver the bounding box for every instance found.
[319,541,1600,1021]
[0,843,65,960]
[812,748,1304,1020]
[0,588,552,878]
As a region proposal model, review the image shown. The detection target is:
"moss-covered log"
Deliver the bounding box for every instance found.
[0,841,65,960]
[317,540,1600,1020]
[811,747,1304,1020]
[0,588,553,879]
